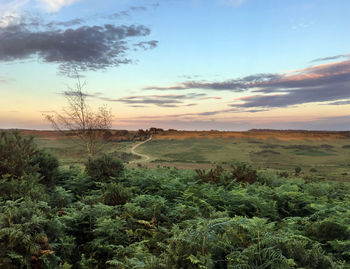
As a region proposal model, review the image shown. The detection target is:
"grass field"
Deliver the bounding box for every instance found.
[30,133,137,166]
[135,131,350,181]
[136,136,350,180]
[20,129,350,181]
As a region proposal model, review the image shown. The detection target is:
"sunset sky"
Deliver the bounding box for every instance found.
[0,0,349,130]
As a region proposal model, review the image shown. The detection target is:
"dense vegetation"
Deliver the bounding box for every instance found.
[1,132,350,268]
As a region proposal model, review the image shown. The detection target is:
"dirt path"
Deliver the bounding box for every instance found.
[130,136,153,163]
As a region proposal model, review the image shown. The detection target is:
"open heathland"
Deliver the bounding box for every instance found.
[1,131,350,268]
[20,129,350,181]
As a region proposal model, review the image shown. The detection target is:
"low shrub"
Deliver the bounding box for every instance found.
[295,166,302,175]
[0,131,59,186]
[307,220,350,242]
[229,162,258,184]
[30,150,59,186]
[85,154,124,182]
[0,131,37,178]
[195,165,223,183]
[278,171,290,178]
[102,183,130,206]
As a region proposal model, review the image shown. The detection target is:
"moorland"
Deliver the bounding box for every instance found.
[21,129,350,181]
[1,129,350,268]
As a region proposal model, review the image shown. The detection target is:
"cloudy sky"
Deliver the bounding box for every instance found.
[0,0,349,130]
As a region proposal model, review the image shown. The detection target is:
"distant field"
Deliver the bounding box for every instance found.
[19,129,350,181]
[25,132,137,166]
[138,131,350,181]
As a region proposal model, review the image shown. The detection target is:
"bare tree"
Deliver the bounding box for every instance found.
[45,75,112,156]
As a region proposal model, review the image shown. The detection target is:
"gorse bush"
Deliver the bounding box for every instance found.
[295,166,302,175]
[195,165,223,183]
[85,154,124,182]
[229,162,258,184]
[278,171,290,178]
[1,132,350,268]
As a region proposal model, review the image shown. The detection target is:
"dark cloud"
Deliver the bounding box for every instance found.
[2,14,82,29]
[80,93,205,107]
[0,20,156,75]
[134,40,158,50]
[311,54,349,63]
[108,6,147,19]
[194,107,266,116]
[130,105,146,108]
[116,96,182,106]
[108,11,131,19]
[145,73,283,92]
[130,6,148,11]
[199,96,222,100]
[144,85,191,91]
[197,109,234,116]
[60,91,205,107]
[229,61,350,108]
[112,93,205,107]
[180,75,201,79]
[46,18,85,28]
[146,59,350,109]
[154,107,267,118]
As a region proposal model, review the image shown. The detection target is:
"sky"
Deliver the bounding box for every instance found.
[0,0,349,130]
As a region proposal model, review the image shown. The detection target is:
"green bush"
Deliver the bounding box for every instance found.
[55,166,94,198]
[85,154,124,182]
[278,171,290,178]
[295,166,302,175]
[0,199,62,268]
[0,131,59,186]
[102,183,130,206]
[0,173,48,201]
[308,220,350,242]
[0,132,37,178]
[30,150,59,186]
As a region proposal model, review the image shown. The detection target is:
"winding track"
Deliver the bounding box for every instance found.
[130,135,152,163]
